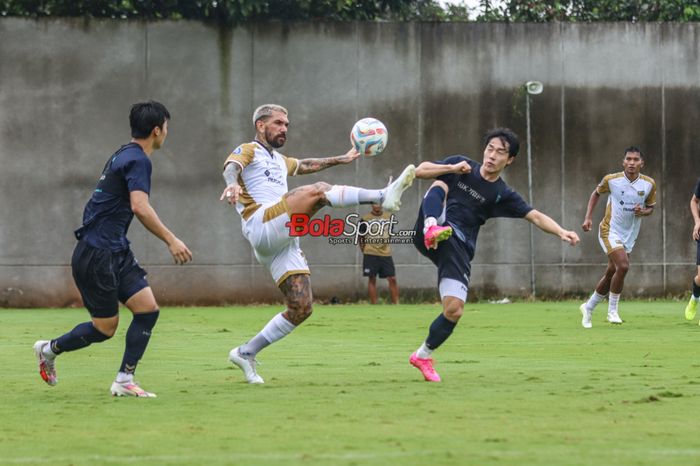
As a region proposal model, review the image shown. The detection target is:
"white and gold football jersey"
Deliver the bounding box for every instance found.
[597,172,657,253]
[224,141,299,222]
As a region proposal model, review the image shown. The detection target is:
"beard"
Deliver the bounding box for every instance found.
[265,128,286,148]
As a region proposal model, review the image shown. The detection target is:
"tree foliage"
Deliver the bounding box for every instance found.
[479,0,700,22]
[1,0,699,23]
[0,0,468,22]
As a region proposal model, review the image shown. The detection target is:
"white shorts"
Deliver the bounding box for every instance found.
[242,198,310,286]
[439,278,468,302]
[598,226,634,255]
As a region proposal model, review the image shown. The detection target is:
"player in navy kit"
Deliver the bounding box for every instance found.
[33,101,192,397]
[409,128,580,382]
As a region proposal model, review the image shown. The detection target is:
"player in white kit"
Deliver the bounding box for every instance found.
[579,147,657,328]
[220,104,415,383]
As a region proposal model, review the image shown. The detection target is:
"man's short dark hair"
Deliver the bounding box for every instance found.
[624,146,644,159]
[484,127,520,157]
[130,101,170,139]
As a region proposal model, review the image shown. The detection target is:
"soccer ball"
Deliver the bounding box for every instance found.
[350,118,388,156]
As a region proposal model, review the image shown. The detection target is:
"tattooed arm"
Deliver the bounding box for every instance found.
[295,148,360,175]
[219,162,243,205]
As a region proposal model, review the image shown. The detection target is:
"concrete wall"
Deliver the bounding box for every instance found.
[1,19,698,306]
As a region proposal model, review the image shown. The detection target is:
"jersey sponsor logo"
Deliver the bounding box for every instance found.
[233,147,242,154]
[456,181,486,204]
[286,213,414,245]
[267,176,285,186]
[637,190,645,196]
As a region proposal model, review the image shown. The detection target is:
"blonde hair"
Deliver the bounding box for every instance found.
[252,104,288,127]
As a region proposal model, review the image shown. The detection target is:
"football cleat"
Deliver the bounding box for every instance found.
[381,165,415,212]
[33,340,57,386]
[423,225,452,250]
[685,297,698,321]
[607,310,623,324]
[110,380,156,397]
[229,347,264,384]
[580,303,593,329]
[409,352,441,382]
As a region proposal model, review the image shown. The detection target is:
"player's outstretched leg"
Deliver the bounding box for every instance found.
[320,165,415,212]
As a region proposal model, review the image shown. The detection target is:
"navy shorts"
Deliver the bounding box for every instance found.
[362,254,396,278]
[71,241,149,318]
[413,219,472,288]
[696,240,700,266]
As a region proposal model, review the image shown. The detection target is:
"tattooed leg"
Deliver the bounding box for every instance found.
[236,274,312,356]
[279,274,314,326]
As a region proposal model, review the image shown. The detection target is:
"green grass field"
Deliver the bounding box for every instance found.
[2,301,699,465]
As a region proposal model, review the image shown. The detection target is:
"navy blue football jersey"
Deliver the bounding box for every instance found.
[429,155,533,260]
[74,143,151,251]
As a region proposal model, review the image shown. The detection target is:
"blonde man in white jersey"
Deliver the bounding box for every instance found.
[219,104,415,383]
[579,147,657,328]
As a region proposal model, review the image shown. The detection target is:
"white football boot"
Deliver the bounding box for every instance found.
[579,304,593,329]
[110,379,157,397]
[607,309,623,324]
[381,164,416,212]
[33,340,57,386]
[229,347,264,384]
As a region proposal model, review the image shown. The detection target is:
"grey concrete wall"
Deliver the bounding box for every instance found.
[1,19,699,306]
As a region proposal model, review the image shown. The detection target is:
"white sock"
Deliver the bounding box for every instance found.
[42,344,57,360]
[423,217,438,234]
[116,372,133,383]
[585,291,606,311]
[416,342,433,359]
[608,293,620,313]
[325,185,383,207]
[239,312,297,356]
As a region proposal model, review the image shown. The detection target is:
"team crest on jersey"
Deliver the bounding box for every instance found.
[637,190,645,196]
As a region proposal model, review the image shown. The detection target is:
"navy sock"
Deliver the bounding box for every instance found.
[693,279,700,299]
[422,186,446,220]
[119,311,159,375]
[51,322,110,354]
[425,313,457,350]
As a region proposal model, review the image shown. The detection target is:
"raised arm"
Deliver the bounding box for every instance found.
[295,148,360,175]
[415,160,470,179]
[220,162,243,205]
[581,190,601,232]
[525,209,580,245]
[130,190,192,264]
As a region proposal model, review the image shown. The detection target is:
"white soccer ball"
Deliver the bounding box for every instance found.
[350,118,388,157]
